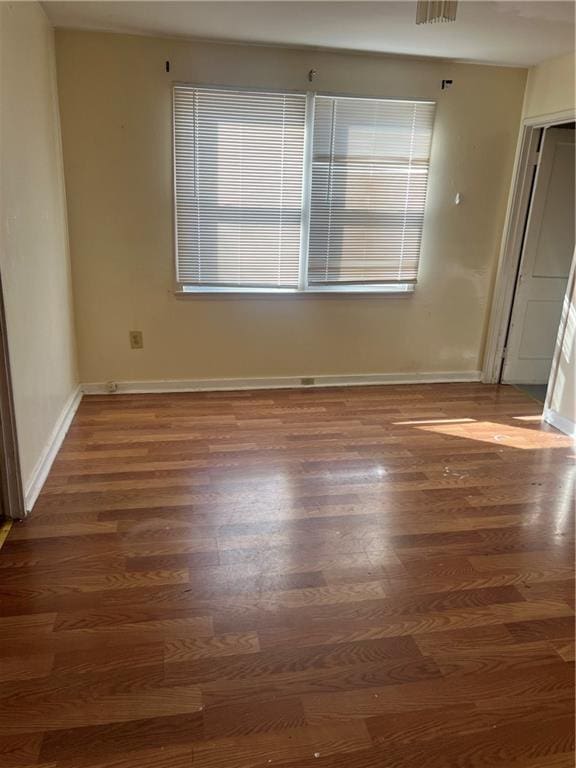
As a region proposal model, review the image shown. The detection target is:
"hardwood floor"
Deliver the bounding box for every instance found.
[1,383,574,767]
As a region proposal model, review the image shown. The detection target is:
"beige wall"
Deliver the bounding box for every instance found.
[523,51,575,120]
[0,3,78,493]
[55,30,526,384]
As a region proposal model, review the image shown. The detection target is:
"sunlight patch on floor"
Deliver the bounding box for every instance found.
[0,519,12,551]
[414,420,572,449]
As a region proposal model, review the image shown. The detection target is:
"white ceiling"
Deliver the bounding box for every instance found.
[43,1,575,66]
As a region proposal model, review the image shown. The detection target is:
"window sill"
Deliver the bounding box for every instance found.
[175,284,415,297]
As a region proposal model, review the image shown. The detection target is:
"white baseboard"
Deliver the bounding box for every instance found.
[543,407,576,439]
[82,370,482,396]
[24,386,83,512]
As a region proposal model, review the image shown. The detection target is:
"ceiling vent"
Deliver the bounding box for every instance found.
[416,1,458,24]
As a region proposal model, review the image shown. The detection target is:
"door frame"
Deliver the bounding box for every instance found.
[482,108,576,384]
[0,272,25,520]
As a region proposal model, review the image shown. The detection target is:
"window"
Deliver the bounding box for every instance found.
[173,85,435,293]
[309,96,435,287]
[173,86,306,289]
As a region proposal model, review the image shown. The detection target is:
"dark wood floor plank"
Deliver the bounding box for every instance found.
[39,713,204,764]
[0,733,43,767]
[366,698,574,748]
[0,677,204,734]
[192,721,372,768]
[37,744,195,768]
[202,696,306,739]
[165,635,425,692]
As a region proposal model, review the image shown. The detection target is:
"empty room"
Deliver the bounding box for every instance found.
[0,1,575,766]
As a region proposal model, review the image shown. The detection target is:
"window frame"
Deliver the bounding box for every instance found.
[172,83,435,297]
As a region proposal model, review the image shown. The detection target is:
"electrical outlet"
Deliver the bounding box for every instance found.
[129,331,143,349]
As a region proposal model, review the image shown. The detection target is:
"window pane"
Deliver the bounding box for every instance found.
[308,96,435,285]
[174,87,306,288]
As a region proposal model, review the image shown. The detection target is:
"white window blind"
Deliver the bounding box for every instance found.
[174,86,306,288]
[173,87,436,293]
[308,96,435,286]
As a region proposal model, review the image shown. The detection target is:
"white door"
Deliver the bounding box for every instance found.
[503,127,575,384]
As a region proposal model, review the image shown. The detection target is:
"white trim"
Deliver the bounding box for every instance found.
[543,407,576,439]
[176,284,414,296]
[523,109,576,127]
[298,91,314,291]
[82,371,481,396]
[482,108,576,384]
[482,124,540,383]
[24,386,83,512]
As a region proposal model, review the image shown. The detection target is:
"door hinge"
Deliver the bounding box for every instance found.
[502,346,508,359]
